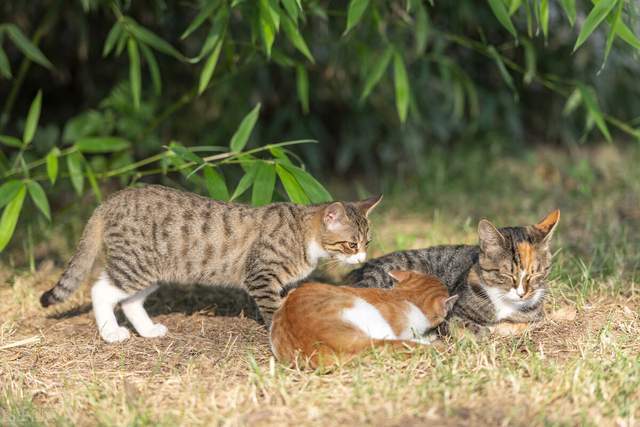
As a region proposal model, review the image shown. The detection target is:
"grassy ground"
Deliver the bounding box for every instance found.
[1,143,639,426]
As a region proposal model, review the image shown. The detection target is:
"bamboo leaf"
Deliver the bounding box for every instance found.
[283,164,332,203]
[602,0,623,69]
[562,88,581,116]
[140,43,162,95]
[259,0,277,57]
[487,0,518,39]
[230,161,258,201]
[128,38,141,110]
[578,84,611,142]
[559,0,577,26]
[393,51,409,123]
[281,14,314,63]
[46,147,59,184]
[614,20,640,50]
[296,66,309,114]
[170,143,204,164]
[27,181,50,221]
[281,0,300,22]
[198,39,223,95]
[251,161,276,206]
[574,0,617,52]
[540,0,549,40]
[489,46,517,99]
[75,136,131,153]
[195,8,229,61]
[344,0,370,35]
[181,0,219,39]
[103,21,123,57]
[360,46,393,102]
[0,180,23,209]
[230,103,261,152]
[522,39,536,85]
[85,163,102,202]
[66,151,84,195]
[276,163,310,204]
[5,24,53,69]
[415,2,429,55]
[0,135,23,148]
[23,90,42,145]
[0,185,26,252]
[126,19,190,62]
[203,165,230,200]
[0,46,11,78]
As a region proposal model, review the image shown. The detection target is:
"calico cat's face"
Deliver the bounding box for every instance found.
[476,209,560,303]
[319,195,383,264]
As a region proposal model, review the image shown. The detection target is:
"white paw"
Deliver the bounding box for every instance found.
[101,326,131,343]
[139,323,168,338]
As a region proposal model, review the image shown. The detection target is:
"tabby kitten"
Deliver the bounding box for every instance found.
[348,210,560,330]
[40,185,382,343]
[270,270,457,367]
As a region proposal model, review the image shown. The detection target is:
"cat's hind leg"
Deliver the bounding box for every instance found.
[121,284,167,338]
[91,272,131,343]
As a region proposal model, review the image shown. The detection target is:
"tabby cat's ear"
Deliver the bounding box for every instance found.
[478,219,506,255]
[388,270,411,282]
[323,202,347,230]
[534,209,560,243]
[443,295,459,314]
[355,194,383,217]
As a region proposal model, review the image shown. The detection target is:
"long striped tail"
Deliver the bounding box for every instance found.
[40,207,104,307]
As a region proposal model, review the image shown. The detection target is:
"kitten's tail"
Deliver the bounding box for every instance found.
[40,206,105,307]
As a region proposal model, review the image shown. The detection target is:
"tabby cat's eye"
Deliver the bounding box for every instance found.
[348,242,358,249]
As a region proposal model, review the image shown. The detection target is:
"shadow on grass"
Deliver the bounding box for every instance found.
[47,283,262,322]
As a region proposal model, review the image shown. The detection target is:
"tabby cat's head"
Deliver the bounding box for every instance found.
[318,195,383,264]
[476,209,560,301]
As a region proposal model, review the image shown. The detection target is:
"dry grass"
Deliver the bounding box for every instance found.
[2,144,640,426]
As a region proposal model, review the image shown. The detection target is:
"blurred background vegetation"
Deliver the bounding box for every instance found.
[1,0,639,261]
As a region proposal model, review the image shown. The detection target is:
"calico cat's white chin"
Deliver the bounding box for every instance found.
[483,286,545,321]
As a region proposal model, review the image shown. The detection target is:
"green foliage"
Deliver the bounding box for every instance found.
[0,0,639,257]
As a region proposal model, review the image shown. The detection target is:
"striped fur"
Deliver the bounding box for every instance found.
[40,185,381,340]
[348,210,560,330]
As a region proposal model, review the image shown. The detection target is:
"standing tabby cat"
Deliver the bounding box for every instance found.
[270,270,457,367]
[40,185,382,343]
[348,210,560,331]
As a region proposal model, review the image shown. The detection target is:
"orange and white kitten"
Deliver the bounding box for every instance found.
[270,271,458,367]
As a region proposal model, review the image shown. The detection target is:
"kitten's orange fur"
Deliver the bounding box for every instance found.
[270,271,457,368]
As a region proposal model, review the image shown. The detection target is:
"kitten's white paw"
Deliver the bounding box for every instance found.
[139,323,168,338]
[101,326,131,343]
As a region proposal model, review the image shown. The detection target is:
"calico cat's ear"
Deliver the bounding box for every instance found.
[443,295,459,314]
[323,202,347,230]
[478,219,506,255]
[388,270,411,282]
[355,194,383,217]
[534,209,560,242]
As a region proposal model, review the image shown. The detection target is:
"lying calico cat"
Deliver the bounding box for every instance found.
[40,185,382,343]
[348,210,560,332]
[270,270,457,367]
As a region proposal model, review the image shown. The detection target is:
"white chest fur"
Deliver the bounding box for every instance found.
[340,298,432,342]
